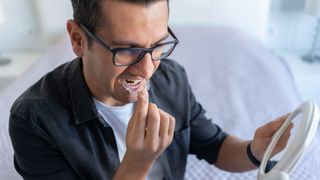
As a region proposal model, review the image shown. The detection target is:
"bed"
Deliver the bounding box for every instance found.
[1,25,319,180]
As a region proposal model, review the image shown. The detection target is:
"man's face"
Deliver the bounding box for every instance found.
[82,1,169,106]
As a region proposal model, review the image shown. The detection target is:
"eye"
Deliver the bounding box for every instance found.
[152,43,176,59]
[118,49,142,57]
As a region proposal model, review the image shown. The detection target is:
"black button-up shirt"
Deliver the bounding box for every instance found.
[9,58,228,180]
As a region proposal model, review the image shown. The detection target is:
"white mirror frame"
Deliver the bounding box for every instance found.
[258,100,320,180]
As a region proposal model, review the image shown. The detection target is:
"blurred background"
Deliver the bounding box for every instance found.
[1,1,320,179]
[0,0,319,104]
[0,0,317,51]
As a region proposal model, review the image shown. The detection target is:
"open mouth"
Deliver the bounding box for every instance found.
[121,78,150,94]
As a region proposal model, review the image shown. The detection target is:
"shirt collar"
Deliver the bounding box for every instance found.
[68,57,99,124]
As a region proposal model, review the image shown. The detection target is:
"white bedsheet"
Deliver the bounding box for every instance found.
[1,26,319,179]
[170,26,319,179]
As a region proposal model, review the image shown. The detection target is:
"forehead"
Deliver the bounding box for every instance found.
[100,0,168,29]
[97,0,169,46]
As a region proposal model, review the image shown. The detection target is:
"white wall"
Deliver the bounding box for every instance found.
[34,0,271,45]
[33,0,316,52]
[169,0,271,43]
[34,0,73,45]
[1,0,271,50]
[267,0,316,52]
[0,0,43,51]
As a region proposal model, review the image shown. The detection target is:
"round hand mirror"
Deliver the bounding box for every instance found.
[257,100,320,180]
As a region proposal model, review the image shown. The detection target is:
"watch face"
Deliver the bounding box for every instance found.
[258,101,320,179]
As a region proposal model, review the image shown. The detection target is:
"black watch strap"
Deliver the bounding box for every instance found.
[246,142,261,166]
[246,141,278,173]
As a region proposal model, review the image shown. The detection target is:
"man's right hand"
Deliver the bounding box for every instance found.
[113,90,175,180]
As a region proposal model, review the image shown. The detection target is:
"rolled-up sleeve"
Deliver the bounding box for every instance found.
[187,81,228,164]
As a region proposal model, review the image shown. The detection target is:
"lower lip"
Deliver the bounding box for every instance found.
[128,81,142,91]
[122,80,143,93]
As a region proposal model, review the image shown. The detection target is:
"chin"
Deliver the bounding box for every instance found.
[117,91,139,104]
[125,91,138,102]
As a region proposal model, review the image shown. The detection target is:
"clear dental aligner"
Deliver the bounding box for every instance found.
[121,79,150,95]
[144,79,150,91]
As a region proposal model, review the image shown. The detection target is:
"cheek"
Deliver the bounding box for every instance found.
[102,65,128,90]
[88,49,124,87]
[92,48,115,75]
[100,64,126,87]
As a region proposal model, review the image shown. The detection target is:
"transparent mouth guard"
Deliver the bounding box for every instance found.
[121,79,150,94]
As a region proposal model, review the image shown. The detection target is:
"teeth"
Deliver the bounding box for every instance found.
[126,79,142,85]
[120,79,150,94]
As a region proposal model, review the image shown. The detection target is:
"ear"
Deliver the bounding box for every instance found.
[66,20,86,57]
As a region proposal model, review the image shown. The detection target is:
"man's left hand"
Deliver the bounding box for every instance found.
[250,114,294,161]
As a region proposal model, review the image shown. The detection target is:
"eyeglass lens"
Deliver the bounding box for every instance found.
[114,43,175,65]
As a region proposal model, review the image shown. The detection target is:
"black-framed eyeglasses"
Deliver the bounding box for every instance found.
[79,23,179,66]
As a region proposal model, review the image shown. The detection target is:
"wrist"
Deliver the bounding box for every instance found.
[246,142,278,172]
[114,153,152,179]
[246,141,261,166]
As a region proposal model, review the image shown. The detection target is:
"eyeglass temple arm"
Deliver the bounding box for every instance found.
[168,27,179,42]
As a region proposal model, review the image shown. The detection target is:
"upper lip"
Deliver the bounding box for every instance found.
[124,78,143,81]
[126,78,142,81]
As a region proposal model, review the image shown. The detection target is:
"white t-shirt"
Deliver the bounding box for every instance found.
[93,98,164,180]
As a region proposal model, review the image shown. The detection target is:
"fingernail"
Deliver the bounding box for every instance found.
[139,89,147,99]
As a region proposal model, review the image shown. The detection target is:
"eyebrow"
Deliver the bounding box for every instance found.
[110,33,170,48]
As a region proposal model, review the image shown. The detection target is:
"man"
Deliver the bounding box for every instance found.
[9,0,292,179]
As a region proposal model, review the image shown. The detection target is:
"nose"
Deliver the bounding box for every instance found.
[127,53,155,79]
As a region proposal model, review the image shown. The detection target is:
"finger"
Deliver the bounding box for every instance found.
[278,122,293,144]
[273,114,289,128]
[277,120,294,140]
[132,90,149,118]
[158,109,170,139]
[146,103,161,144]
[257,114,289,137]
[271,122,293,155]
[272,131,291,155]
[131,90,149,135]
[278,131,291,146]
[168,115,175,138]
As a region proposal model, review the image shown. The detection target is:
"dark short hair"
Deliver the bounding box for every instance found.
[70,0,169,33]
